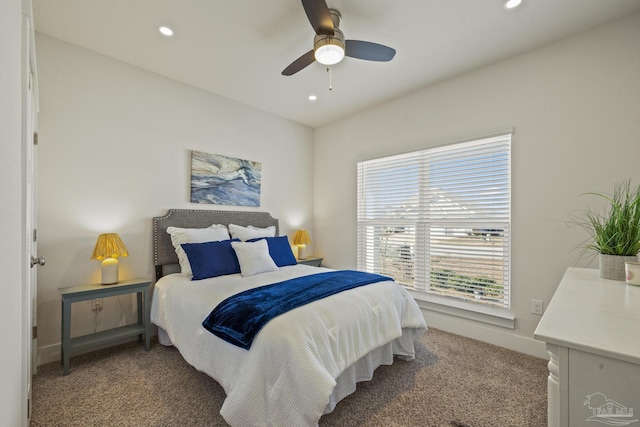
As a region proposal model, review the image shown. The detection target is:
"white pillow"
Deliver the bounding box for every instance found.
[166,225,230,276]
[228,223,276,241]
[231,239,279,277]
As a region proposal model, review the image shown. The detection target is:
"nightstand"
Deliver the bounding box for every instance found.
[297,256,323,267]
[59,278,152,375]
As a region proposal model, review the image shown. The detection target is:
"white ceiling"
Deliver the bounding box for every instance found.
[33,0,640,128]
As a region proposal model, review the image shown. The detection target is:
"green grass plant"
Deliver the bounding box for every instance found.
[572,180,640,256]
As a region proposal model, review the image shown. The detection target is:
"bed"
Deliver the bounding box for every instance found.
[150,209,427,426]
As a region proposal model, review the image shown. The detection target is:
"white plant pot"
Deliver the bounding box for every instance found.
[599,254,638,281]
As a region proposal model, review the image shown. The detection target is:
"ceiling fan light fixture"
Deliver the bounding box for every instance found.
[314,38,345,66]
[281,6,395,76]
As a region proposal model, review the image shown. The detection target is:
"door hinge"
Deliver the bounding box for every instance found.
[33,132,38,145]
[33,229,37,242]
[32,326,37,339]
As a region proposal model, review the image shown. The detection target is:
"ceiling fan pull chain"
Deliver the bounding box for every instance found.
[327,66,333,91]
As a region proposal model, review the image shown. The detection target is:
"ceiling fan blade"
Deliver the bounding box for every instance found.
[301,0,334,36]
[345,40,396,62]
[282,50,316,76]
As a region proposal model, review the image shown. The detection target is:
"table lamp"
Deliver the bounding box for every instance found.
[91,233,129,284]
[293,229,311,260]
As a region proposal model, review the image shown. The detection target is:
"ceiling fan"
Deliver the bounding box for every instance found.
[282,0,396,76]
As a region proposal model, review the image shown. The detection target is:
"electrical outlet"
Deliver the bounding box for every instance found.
[530,299,544,315]
[91,298,103,312]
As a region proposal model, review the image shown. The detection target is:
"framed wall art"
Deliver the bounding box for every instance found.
[190,150,261,207]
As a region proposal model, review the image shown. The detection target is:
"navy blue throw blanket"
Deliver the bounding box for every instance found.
[202,270,391,350]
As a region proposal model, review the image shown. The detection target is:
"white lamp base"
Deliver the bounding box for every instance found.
[101,258,119,285]
[297,245,307,260]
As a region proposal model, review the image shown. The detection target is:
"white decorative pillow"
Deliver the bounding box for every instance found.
[231,239,279,277]
[228,223,276,241]
[166,225,230,276]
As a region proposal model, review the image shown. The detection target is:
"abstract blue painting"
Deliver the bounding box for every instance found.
[190,150,261,207]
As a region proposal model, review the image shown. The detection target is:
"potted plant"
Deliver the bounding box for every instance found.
[572,179,640,280]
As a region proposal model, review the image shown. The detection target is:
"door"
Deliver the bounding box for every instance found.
[22,2,41,424]
[25,57,42,427]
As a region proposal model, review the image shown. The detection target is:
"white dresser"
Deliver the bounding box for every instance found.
[534,267,640,427]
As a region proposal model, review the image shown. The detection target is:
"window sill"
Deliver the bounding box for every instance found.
[408,290,515,329]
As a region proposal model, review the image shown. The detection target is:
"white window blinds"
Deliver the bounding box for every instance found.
[357,134,511,309]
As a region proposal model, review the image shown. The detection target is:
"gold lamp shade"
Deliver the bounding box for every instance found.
[293,229,311,245]
[293,229,311,260]
[91,233,128,284]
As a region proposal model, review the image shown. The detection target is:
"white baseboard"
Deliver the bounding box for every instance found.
[37,334,151,367]
[38,343,60,366]
[423,309,549,359]
[38,324,160,367]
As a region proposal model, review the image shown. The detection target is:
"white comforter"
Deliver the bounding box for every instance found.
[150,265,427,426]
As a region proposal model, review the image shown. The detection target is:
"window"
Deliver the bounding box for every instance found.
[357,133,511,310]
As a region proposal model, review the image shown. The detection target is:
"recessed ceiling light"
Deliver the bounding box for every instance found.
[159,26,174,37]
[308,94,317,101]
[504,0,522,9]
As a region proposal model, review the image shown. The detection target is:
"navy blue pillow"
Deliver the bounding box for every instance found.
[248,236,298,267]
[181,239,241,280]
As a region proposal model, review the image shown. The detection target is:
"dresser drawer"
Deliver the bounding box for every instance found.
[568,349,640,427]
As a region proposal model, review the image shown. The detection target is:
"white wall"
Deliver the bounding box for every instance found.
[35,35,314,364]
[0,0,28,424]
[314,13,640,357]
[33,12,640,364]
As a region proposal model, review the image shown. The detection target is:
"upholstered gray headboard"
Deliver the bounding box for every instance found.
[153,209,279,280]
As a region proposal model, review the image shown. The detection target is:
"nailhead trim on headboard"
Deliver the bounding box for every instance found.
[152,209,279,279]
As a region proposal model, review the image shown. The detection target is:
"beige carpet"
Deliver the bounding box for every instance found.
[31,329,547,426]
